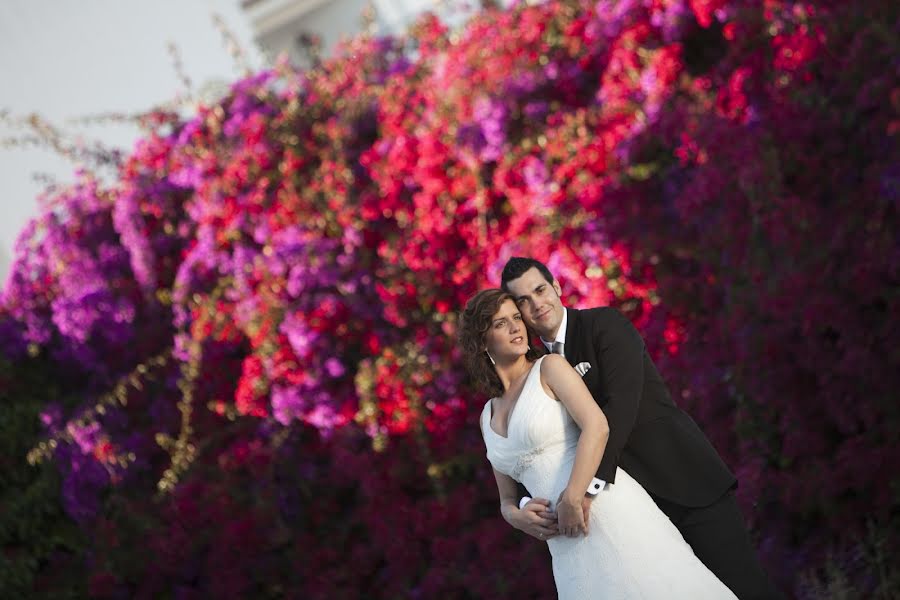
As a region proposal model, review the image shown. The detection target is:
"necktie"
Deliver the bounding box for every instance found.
[551,341,565,358]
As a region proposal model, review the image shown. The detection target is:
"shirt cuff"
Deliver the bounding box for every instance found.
[521,480,610,511]
[587,477,609,495]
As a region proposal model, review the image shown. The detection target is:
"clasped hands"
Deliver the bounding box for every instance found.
[514,492,593,541]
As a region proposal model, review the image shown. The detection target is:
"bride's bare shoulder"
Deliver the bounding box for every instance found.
[540,353,569,374]
[538,355,568,400]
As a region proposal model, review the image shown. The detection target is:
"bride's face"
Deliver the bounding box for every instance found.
[484,299,529,361]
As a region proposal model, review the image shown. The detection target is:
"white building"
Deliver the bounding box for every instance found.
[241,0,471,66]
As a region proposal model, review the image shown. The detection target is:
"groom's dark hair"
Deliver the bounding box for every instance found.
[500,257,555,292]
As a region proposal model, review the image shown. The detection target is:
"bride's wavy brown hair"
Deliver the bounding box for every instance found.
[458,289,544,397]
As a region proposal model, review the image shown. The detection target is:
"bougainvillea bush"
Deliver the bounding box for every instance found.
[2,0,897,597]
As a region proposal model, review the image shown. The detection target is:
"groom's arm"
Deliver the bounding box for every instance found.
[516,482,530,504]
[591,308,645,483]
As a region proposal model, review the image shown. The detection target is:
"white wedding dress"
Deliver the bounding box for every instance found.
[481,356,737,599]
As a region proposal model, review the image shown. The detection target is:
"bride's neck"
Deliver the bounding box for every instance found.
[494,355,531,392]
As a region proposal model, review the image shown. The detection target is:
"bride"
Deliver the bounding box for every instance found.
[459,289,737,599]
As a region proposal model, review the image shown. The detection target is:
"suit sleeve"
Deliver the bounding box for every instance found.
[593,309,645,483]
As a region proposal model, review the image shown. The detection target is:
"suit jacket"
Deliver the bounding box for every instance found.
[564,307,736,508]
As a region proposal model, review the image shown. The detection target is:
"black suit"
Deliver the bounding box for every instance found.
[546,307,781,599]
[565,307,735,505]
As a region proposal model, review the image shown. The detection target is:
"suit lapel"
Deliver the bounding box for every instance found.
[563,308,578,366]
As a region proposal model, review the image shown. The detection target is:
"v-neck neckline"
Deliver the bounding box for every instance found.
[487,358,541,439]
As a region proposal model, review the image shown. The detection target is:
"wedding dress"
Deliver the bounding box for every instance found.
[481,356,738,599]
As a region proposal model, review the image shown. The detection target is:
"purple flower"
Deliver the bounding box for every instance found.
[2,175,141,377]
[523,100,549,122]
[324,357,346,378]
[280,311,318,358]
[456,123,487,156]
[594,0,640,37]
[304,401,341,431]
[505,71,541,97]
[471,97,509,162]
[522,155,549,192]
[650,0,691,43]
[67,420,102,455]
[0,313,27,361]
[60,447,109,524]
[40,402,64,432]
[271,385,305,426]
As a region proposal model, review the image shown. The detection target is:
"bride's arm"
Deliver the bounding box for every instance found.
[492,468,558,540]
[481,418,559,540]
[542,354,610,536]
[494,468,524,523]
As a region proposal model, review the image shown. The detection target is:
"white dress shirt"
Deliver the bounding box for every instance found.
[540,308,568,354]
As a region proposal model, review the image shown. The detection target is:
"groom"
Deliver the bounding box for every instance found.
[500,257,780,600]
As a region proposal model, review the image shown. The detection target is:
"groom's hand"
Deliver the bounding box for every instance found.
[580,494,594,534]
[509,498,559,541]
[556,491,588,537]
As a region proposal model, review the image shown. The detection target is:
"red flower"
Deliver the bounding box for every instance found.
[689,0,726,28]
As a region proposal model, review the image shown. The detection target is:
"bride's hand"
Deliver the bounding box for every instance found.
[556,491,588,537]
[509,498,559,541]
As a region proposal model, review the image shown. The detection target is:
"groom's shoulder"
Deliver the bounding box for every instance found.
[575,307,639,339]
[574,305,625,324]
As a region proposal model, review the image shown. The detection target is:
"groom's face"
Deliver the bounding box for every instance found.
[505,267,565,339]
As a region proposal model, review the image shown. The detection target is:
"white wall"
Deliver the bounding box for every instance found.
[0,0,480,284]
[0,0,262,285]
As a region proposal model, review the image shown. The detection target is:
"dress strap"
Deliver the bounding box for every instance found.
[481,400,492,429]
[523,355,546,392]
